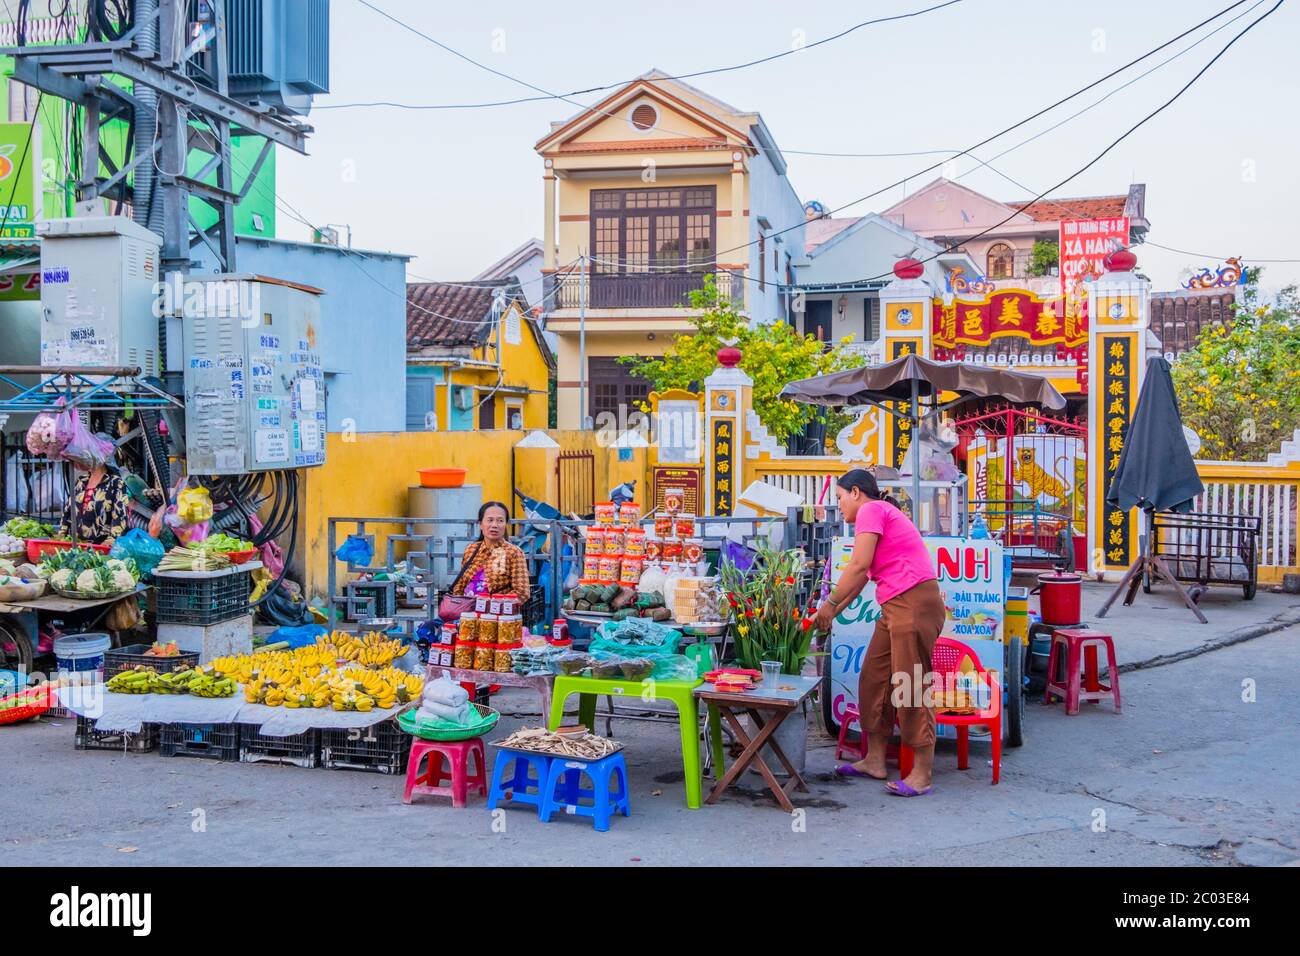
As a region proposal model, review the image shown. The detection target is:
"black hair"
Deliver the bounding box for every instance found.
[837,468,901,509]
[476,501,510,541]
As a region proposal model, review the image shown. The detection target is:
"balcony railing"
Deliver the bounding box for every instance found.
[552,268,737,310]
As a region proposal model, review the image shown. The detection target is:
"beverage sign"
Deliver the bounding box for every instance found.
[1059,217,1129,296]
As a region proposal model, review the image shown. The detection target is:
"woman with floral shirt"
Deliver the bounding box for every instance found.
[61,461,131,545]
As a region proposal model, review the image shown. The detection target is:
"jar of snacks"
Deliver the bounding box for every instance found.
[683,538,704,564]
[493,645,513,673]
[662,539,683,562]
[594,501,617,526]
[618,501,640,526]
[487,594,503,615]
[440,623,458,646]
[477,614,499,645]
[496,593,520,617]
[653,514,673,537]
[620,557,644,587]
[623,528,646,557]
[675,513,697,538]
[497,614,523,645]
[474,643,496,671]
[457,612,479,643]
[583,526,605,556]
[663,488,684,514]
[583,554,602,578]
[453,641,476,669]
[598,555,621,584]
[474,593,489,613]
[644,537,662,562]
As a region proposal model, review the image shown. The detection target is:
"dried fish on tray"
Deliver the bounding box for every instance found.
[492,726,622,760]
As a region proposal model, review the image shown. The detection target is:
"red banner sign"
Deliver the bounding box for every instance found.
[932,291,1087,351]
[1059,217,1129,296]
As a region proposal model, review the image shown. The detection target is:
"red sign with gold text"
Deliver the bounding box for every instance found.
[932,291,1087,351]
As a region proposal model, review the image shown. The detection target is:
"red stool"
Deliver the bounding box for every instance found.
[1045,628,1121,716]
[403,737,487,808]
[836,704,902,764]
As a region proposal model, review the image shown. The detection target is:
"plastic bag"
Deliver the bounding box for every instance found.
[59,412,115,467]
[590,618,681,659]
[177,485,214,523]
[248,566,273,603]
[26,404,70,457]
[265,622,328,649]
[335,534,373,566]
[652,654,700,682]
[109,528,165,576]
[250,515,283,578]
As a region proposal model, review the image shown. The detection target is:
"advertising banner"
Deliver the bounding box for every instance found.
[1059,217,1129,296]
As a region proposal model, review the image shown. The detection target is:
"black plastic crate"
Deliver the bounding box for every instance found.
[239,726,320,769]
[159,722,241,761]
[155,572,250,625]
[104,644,200,680]
[320,719,410,775]
[75,715,159,753]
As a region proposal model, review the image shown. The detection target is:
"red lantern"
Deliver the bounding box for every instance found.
[1104,248,1137,273]
[893,257,925,280]
[717,346,742,368]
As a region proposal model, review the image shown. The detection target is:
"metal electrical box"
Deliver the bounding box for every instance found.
[37,216,162,375]
[182,274,326,475]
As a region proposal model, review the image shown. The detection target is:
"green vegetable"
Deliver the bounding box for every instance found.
[189,533,254,553]
[2,517,55,539]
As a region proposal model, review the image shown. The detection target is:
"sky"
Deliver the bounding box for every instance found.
[277,0,1300,296]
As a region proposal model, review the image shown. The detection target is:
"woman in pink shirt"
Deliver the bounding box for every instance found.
[813,469,945,796]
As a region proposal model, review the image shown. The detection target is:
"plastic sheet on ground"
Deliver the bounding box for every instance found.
[56,685,412,735]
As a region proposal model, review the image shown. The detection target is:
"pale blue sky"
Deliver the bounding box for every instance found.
[278,0,1300,295]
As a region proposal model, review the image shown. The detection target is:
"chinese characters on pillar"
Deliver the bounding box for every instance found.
[1101,335,1132,566]
[888,338,918,469]
[713,419,734,516]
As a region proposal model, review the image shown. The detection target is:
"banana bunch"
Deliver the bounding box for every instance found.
[148,668,197,695]
[317,631,405,669]
[187,667,237,698]
[106,667,155,694]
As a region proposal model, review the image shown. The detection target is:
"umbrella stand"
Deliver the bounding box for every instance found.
[1096,510,1208,624]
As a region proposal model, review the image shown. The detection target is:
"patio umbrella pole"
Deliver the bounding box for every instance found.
[1096,509,1208,624]
[910,377,921,527]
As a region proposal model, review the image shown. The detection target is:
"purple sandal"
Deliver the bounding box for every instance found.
[886,780,933,797]
[836,763,887,780]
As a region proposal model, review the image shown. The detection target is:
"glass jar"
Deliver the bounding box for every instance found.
[453,641,476,670]
[496,593,520,617]
[456,613,479,643]
[493,645,513,673]
[476,614,499,645]
[474,643,496,672]
[497,614,523,646]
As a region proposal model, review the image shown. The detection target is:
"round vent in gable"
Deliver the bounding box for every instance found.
[630,103,658,131]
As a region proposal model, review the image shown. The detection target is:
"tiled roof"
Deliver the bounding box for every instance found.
[406,279,522,350]
[805,216,861,252]
[1006,195,1129,223]
[1150,288,1238,357]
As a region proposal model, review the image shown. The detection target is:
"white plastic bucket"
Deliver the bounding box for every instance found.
[54,633,112,684]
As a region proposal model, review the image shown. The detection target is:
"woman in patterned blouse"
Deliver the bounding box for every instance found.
[62,460,131,545]
[450,501,530,599]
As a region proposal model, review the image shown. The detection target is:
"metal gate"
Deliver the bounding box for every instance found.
[555,450,596,518]
[957,407,1087,566]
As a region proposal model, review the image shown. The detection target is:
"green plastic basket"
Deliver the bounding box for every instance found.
[397,702,499,742]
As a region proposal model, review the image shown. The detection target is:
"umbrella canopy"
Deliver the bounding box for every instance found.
[780,354,1067,410]
[1106,357,1204,513]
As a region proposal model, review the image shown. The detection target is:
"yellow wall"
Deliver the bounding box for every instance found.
[297,430,647,599]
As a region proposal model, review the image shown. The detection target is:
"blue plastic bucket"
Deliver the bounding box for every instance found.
[54,633,112,682]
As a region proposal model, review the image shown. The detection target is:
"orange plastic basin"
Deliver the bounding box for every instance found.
[418,468,468,488]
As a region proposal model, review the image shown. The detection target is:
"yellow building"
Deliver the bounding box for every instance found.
[405,279,554,431]
[537,70,806,429]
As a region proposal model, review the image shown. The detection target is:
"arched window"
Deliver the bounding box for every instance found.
[987,243,1014,279]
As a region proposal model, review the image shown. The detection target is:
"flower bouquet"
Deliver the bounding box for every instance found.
[718,544,816,674]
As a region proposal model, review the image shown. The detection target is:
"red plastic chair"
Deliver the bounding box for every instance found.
[900,637,1002,785]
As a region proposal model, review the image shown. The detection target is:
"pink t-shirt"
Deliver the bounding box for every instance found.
[853,499,937,606]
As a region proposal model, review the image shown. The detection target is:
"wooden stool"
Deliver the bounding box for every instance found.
[1045,628,1122,716]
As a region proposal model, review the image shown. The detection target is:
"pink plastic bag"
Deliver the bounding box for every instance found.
[59,418,115,468]
[250,514,283,578]
[25,401,71,457]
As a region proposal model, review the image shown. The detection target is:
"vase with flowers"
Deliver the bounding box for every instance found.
[718,544,816,675]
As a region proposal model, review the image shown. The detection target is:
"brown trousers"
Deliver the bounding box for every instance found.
[858,578,947,749]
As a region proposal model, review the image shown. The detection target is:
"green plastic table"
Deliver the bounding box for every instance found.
[547,674,705,809]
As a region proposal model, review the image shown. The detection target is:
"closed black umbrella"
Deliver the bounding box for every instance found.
[1106,357,1203,513]
[1098,356,1208,623]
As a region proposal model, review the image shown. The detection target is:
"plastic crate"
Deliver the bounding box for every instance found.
[155,572,250,625]
[239,726,320,769]
[159,722,241,761]
[75,715,159,753]
[320,719,410,775]
[103,644,201,681]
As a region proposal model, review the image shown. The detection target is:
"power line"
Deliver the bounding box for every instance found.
[332,0,966,112]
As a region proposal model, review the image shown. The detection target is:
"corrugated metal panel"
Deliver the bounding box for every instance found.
[227,0,272,82]
[286,0,330,94]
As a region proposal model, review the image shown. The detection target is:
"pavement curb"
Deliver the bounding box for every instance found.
[1118,606,1300,673]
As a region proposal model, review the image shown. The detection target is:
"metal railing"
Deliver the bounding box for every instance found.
[1,431,69,523]
[552,268,738,310]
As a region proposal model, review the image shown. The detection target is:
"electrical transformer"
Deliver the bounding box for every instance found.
[37,216,163,376]
[182,274,326,475]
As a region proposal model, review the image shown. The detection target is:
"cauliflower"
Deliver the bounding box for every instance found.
[75,569,101,592]
[110,568,136,591]
[0,559,14,575]
[51,568,76,590]
[106,559,127,572]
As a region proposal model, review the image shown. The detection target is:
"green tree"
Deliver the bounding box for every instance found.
[1172,282,1300,461]
[620,275,864,443]
[1027,239,1059,278]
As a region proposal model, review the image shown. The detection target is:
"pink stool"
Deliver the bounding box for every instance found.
[1045,628,1122,716]
[836,704,902,765]
[403,738,487,808]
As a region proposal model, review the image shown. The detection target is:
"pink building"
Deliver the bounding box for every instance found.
[880,178,1149,294]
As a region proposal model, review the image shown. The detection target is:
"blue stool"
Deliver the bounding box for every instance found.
[539,751,630,832]
[487,749,553,814]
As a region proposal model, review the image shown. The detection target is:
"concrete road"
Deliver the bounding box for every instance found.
[2,628,1296,866]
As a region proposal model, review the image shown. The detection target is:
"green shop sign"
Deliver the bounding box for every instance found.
[0,120,39,240]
